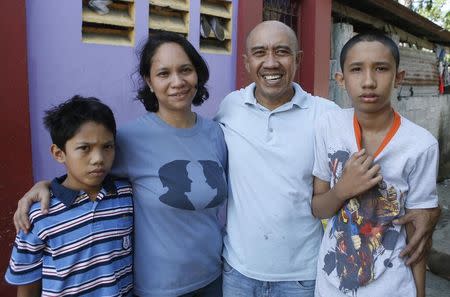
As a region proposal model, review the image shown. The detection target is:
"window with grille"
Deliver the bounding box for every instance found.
[200,0,233,54]
[82,0,135,46]
[149,0,190,37]
[263,0,298,33]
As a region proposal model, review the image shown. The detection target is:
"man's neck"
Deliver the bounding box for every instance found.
[254,86,295,111]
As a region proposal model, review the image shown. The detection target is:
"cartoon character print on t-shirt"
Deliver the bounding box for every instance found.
[158,160,226,210]
[323,150,403,296]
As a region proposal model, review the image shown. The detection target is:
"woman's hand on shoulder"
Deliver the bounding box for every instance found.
[14,180,52,233]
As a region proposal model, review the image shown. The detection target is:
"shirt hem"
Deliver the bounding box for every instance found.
[405,201,439,209]
[133,268,221,297]
[223,255,316,282]
[4,274,41,286]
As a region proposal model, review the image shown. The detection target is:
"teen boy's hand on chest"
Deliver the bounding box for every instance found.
[333,149,382,202]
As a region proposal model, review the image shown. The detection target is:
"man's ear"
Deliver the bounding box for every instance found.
[394,70,406,88]
[51,144,65,164]
[296,50,303,66]
[243,54,250,73]
[334,72,345,88]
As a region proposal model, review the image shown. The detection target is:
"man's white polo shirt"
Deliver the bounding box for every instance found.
[215,82,338,281]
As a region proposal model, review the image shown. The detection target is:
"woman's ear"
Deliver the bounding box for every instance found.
[51,144,65,164]
[145,76,154,93]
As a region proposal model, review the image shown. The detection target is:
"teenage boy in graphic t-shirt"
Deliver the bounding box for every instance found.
[312,32,439,297]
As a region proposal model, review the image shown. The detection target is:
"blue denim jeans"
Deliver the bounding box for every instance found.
[222,260,315,297]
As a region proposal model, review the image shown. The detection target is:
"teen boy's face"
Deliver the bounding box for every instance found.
[52,121,115,196]
[336,41,404,115]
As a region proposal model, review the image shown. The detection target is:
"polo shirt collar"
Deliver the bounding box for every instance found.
[50,175,117,207]
[244,82,311,110]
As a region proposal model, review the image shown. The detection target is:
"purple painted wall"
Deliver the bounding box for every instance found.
[26,0,238,181]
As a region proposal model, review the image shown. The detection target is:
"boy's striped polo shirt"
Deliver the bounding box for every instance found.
[5,175,134,297]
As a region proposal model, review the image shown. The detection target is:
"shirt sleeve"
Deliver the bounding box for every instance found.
[214,124,228,175]
[111,129,129,178]
[214,91,235,125]
[405,143,439,209]
[4,230,44,285]
[313,116,332,183]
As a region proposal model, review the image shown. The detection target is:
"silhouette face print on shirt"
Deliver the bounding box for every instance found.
[158,160,226,210]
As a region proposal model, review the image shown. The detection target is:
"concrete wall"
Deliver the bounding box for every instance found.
[26,0,238,181]
[392,95,450,180]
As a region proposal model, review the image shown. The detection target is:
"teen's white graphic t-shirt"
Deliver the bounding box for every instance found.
[313,108,438,297]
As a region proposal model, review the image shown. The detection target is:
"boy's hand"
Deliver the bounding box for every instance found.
[333,149,382,202]
[394,207,441,265]
[14,180,51,234]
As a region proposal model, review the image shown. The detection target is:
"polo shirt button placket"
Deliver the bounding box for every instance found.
[267,114,274,142]
[91,198,101,231]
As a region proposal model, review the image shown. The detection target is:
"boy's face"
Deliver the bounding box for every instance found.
[51,121,115,196]
[336,41,404,115]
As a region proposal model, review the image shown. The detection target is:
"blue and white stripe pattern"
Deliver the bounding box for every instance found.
[5,176,133,297]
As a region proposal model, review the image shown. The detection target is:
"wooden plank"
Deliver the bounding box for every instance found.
[200,40,231,55]
[333,2,435,50]
[82,6,133,27]
[149,0,189,12]
[333,2,384,29]
[149,10,189,34]
[385,24,434,50]
[200,0,231,18]
[82,26,133,46]
[82,33,132,46]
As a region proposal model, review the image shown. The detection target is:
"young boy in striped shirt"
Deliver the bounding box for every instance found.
[5,96,134,296]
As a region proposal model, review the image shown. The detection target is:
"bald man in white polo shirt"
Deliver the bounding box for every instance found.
[215,20,440,297]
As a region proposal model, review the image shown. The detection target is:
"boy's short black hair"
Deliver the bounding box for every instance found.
[43,95,116,151]
[340,32,400,71]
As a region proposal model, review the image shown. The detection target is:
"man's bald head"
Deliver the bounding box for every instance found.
[243,21,301,110]
[245,21,299,53]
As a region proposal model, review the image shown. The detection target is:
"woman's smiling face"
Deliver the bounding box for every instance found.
[146,42,198,114]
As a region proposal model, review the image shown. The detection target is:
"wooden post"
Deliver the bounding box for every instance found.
[299,0,332,97]
[0,1,33,295]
